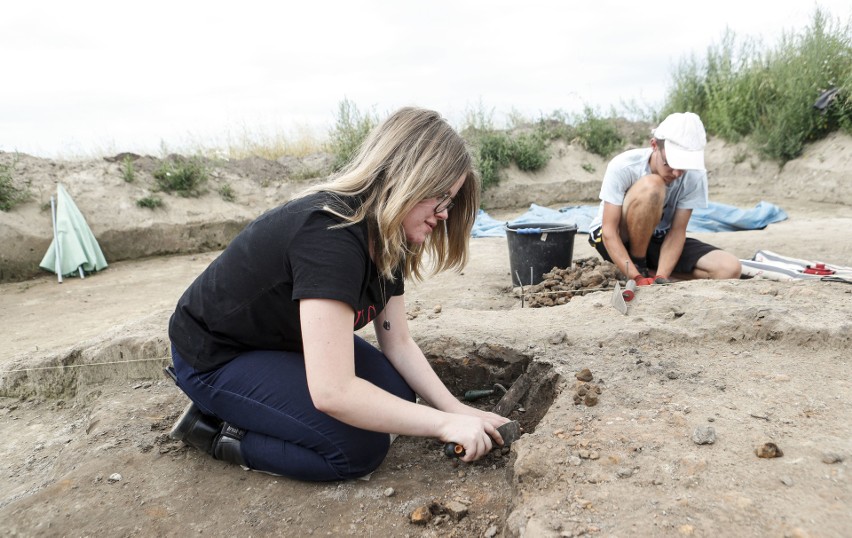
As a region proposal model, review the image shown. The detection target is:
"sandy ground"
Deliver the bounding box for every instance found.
[1,132,851,537]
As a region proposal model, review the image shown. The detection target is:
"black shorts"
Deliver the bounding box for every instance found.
[588,227,720,274]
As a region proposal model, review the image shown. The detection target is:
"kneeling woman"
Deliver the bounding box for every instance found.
[167,107,509,480]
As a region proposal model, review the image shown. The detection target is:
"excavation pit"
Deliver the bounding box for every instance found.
[426,344,561,440]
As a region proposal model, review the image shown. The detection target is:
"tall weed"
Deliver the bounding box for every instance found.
[153,157,209,197]
[573,107,625,158]
[473,131,513,189]
[511,132,550,171]
[0,157,30,211]
[664,8,852,162]
[535,110,576,141]
[224,124,322,160]
[461,103,552,189]
[327,99,378,171]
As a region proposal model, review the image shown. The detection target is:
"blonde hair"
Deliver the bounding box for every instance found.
[297,107,479,281]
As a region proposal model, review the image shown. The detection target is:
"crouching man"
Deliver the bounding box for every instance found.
[588,112,741,285]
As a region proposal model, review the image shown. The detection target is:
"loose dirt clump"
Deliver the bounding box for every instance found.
[521,257,621,307]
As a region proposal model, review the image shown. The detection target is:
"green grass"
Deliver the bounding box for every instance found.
[0,157,30,211]
[121,155,136,182]
[572,106,625,158]
[473,131,514,189]
[535,110,576,141]
[663,7,852,162]
[511,132,550,171]
[153,157,208,197]
[136,195,164,209]
[460,104,552,189]
[217,183,235,202]
[467,130,552,189]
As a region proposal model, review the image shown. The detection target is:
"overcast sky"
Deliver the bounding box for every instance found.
[2,1,850,158]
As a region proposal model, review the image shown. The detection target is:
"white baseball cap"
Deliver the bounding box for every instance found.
[653,112,707,170]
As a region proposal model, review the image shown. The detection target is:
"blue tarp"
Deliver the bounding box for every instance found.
[472,201,787,238]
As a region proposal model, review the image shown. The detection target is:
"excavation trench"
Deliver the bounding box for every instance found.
[427,344,561,438]
[1,331,562,536]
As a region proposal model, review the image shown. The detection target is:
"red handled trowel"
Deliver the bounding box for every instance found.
[443,420,523,458]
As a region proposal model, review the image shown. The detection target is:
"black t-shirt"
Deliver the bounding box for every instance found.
[168,192,404,372]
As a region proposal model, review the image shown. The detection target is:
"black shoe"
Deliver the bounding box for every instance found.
[213,423,247,467]
[163,365,178,384]
[169,402,248,467]
[169,402,222,454]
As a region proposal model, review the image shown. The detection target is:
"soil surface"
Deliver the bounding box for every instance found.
[1,132,851,537]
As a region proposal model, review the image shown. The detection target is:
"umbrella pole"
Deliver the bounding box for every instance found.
[50,195,63,284]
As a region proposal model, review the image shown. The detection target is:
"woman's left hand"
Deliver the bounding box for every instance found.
[447,401,510,431]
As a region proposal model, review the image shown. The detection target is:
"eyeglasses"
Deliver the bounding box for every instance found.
[658,148,669,168]
[434,192,455,214]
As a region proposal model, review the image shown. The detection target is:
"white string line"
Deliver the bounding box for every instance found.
[518,285,615,297]
[0,299,785,375]
[3,356,169,374]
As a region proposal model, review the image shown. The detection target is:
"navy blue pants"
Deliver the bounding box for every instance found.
[170,335,415,481]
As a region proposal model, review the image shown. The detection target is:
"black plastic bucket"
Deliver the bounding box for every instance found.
[505,222,577,286]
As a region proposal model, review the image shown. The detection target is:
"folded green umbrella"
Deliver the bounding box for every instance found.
[39,183,108,279]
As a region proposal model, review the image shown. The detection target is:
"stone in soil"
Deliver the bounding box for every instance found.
[576,368,594,382]
[755,442,783,458]
[692,426,716,445]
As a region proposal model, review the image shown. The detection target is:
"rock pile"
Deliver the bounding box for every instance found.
[523,257,621,308]
[572,367,603,407]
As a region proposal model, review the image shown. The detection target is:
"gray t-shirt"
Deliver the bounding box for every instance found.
[589,148,708,237]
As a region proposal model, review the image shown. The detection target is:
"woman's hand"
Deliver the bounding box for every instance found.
[439,413,504,462]
[446,400,511,430]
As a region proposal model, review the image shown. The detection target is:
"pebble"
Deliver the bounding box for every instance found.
[484,525,499,538]
[780,476,794,486]
[433,304,442,314]
[433,514,450,526]
[576,498,593,509]
[549,332,567,345]
[383,487,395,497]
[444,501,469,521]
[107,473,122,483]
[616,466,634,478]
[410,505,432,525]
[576,368,593,382]
[755,442,783,458]
[821,452,843,464]
[692,426,716,445]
